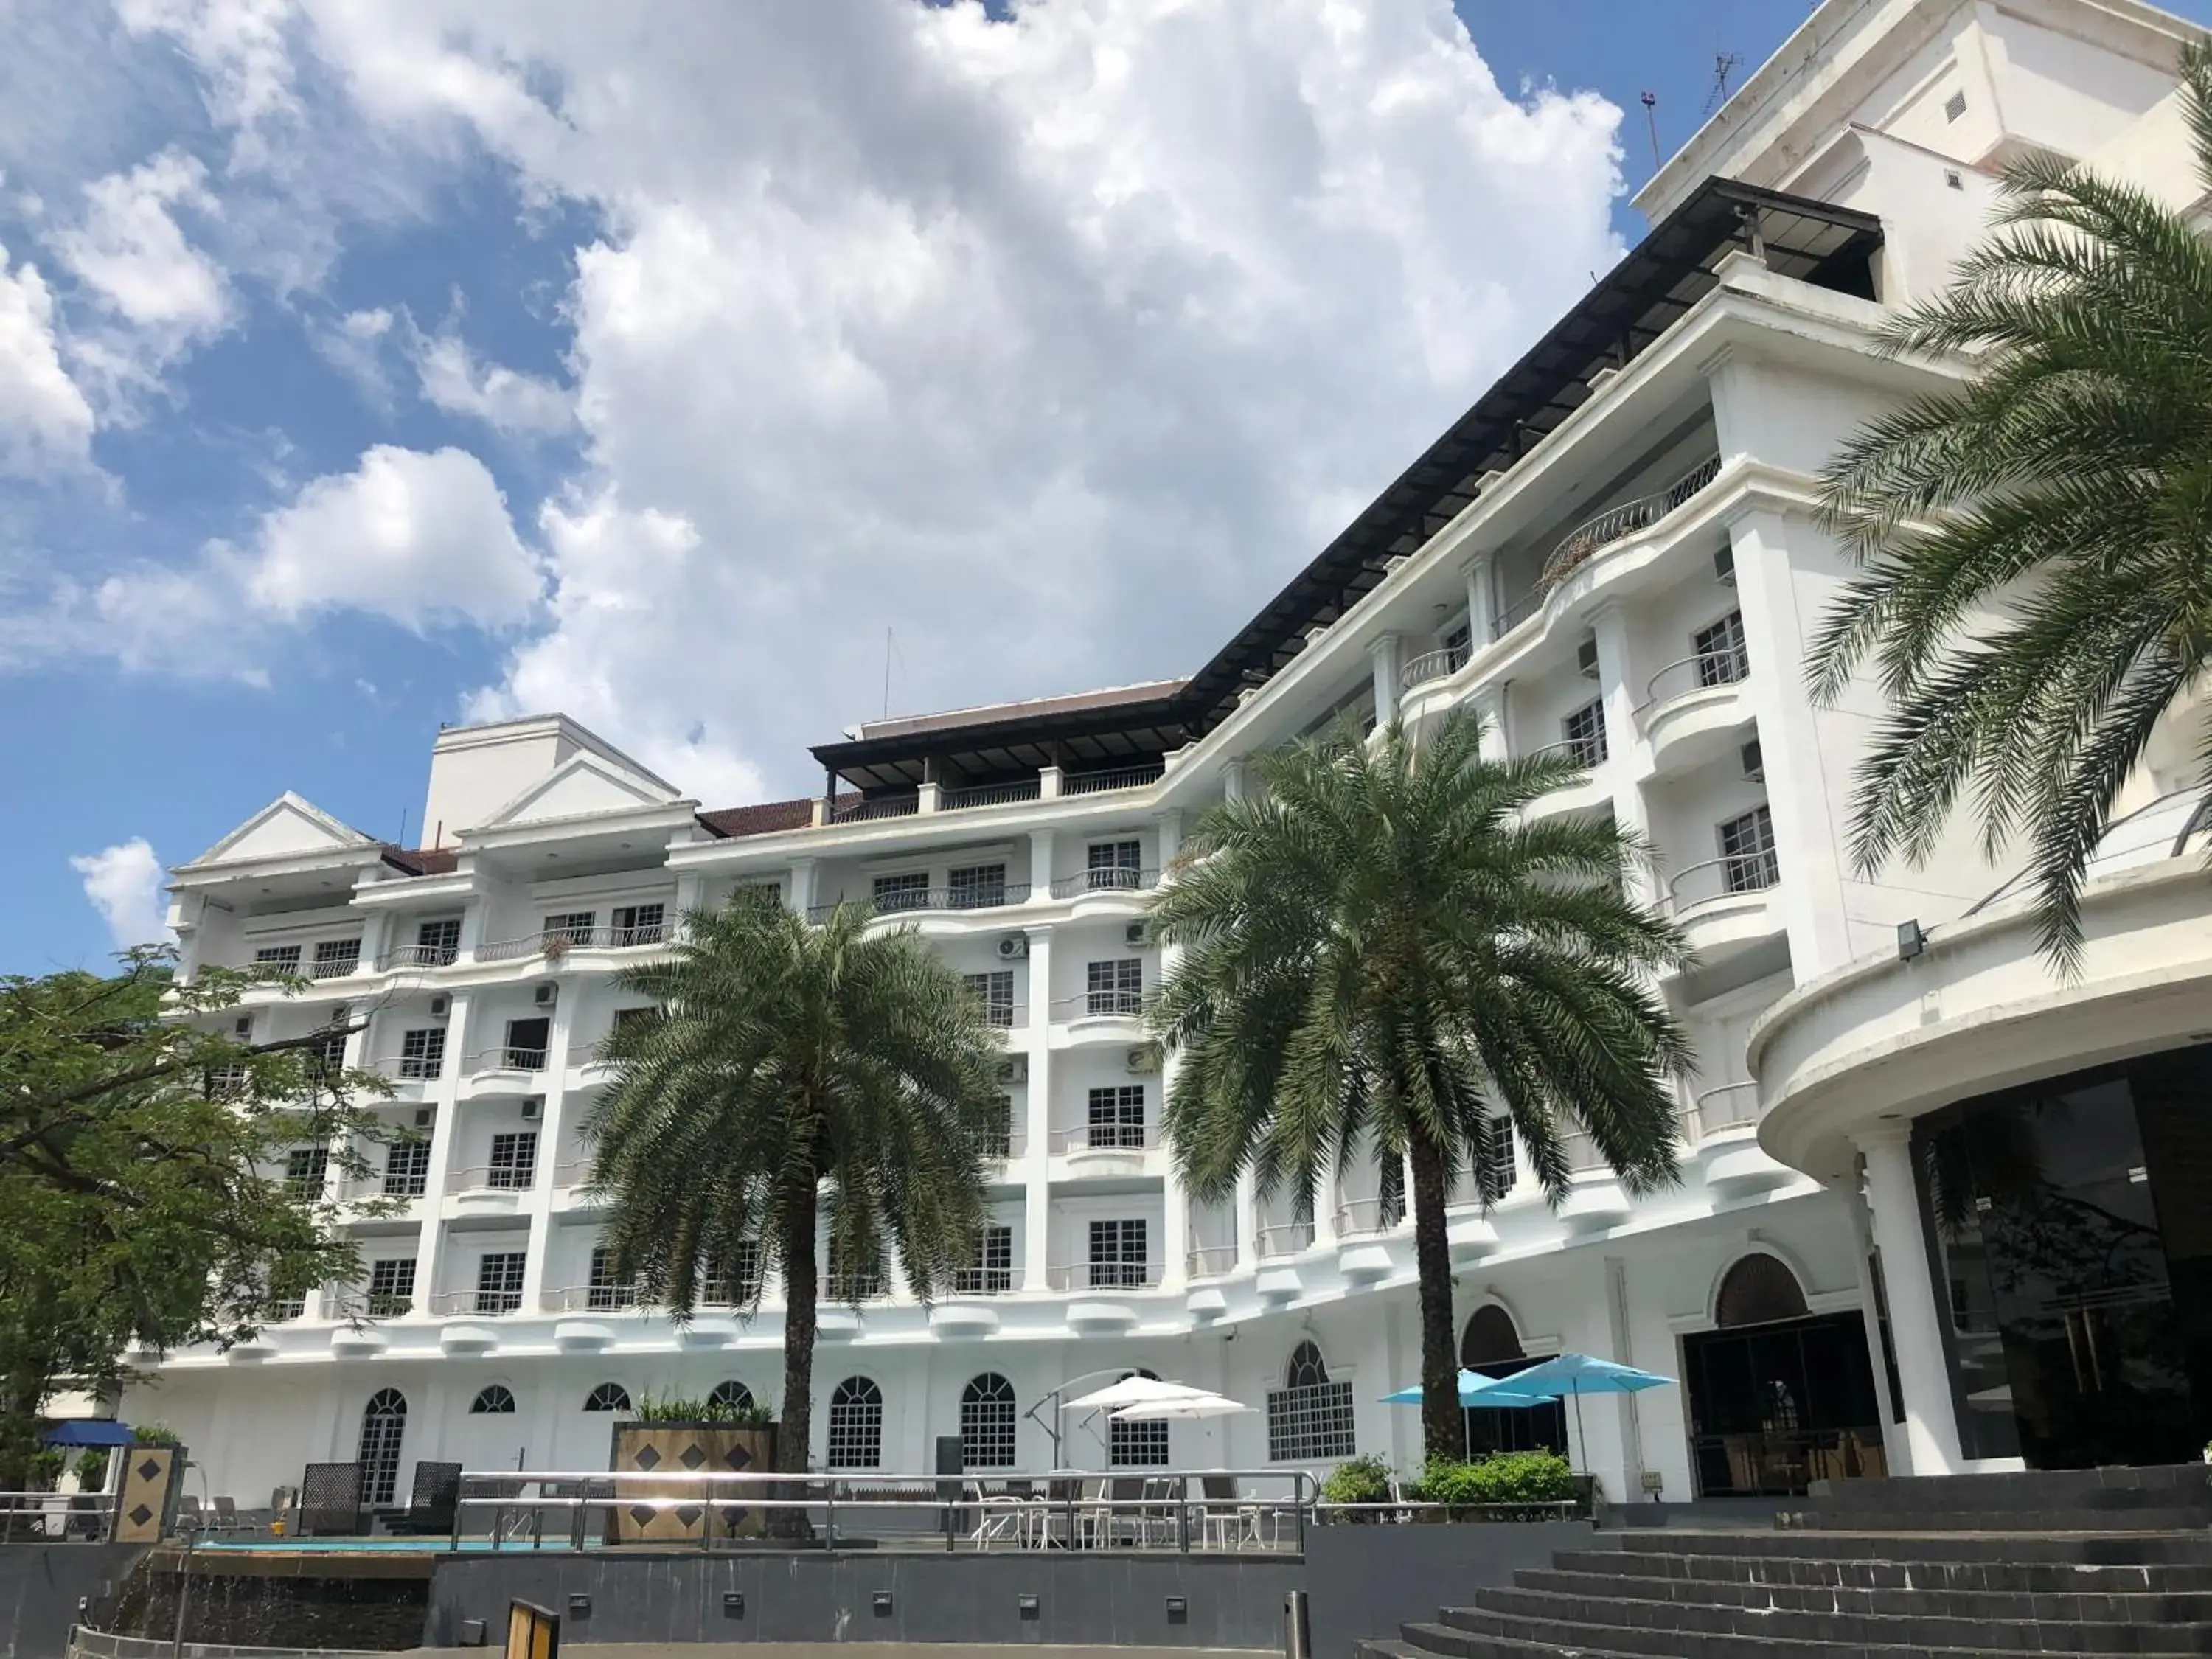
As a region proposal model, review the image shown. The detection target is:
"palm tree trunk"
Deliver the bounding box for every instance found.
[1406,1126,1461,1466]
[773,1175,818,1537]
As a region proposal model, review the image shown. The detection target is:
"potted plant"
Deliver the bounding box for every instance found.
[1321,1454,1397,1523]
[608,1391,779,1543]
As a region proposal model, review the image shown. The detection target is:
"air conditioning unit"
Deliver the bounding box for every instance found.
[996,935,1029,961]
[533,984,558,1008]
[1740,739,1765,782]
[1576,638,1601,680]
[521,1096,543,1121]
[1123,922,1147,949]
[413,1107,436,1129]
[1714,545,1736,587]
[1126,1047,1161,1076]
[428,995,451,1018]
[1002,1056,1029,1085]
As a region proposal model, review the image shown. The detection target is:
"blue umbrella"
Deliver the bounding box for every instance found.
[41,1420,134,1448]
[1491,1353,1674,1473]
[1380,1368,1556,1407]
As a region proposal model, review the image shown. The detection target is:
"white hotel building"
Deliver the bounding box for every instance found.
[133,0,2212,1511]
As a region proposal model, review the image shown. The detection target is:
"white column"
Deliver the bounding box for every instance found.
[517,980,578,1312]
[1153,810,1186,1291]
[1022,926,1054,1293]
[1368,633,1405,730]
[917,781,942,814]
[356,908,392,978]
[1839,1174,1911,1477]
[788,858,818,918]
[172,891,209,982]
[1039,766,1064,800]
[1589,602,1660,911]
[1604,1255,1646,1497]
[1027,828,1057,905]
[1471,684,1510,763]
[411,991,470,1315]
[1462,553,1495,645]
[1855,1126,1961,1475]
[1220,760,1245,804]
[1311,1148,1339,1249]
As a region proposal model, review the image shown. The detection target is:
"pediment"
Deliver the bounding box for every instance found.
[480,754,681,827]
[192,793,373,866]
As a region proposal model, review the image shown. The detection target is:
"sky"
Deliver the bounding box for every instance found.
[1,0,2204,976]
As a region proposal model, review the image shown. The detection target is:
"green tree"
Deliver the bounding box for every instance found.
[0,949,393,1486]
[1150,714,1692,1461]
[1809,41,2212,971]
[582,898,1006,1497]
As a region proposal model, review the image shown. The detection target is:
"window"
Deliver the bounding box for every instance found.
[955,1225,1014,1295]
[383,1140,431,1198]
[703,1241,763,1305]
[284,1146,330,1199]
[587,1245,636,1311]
[827,1377,883,1468]
[356,1389,407,1506]
[543,911,597,947]
[828,1242,886,1301]
[1717,1253,1809,1329]
[470,1385,517,1415]
[1086,1085,1146,1150]
[475,1252,526,1315]
[254,944,302,970]
[1474,1117,1517,1201]
[947,864,1007,910]
[971,1095,1015,1161]
[366,1258,416,1318]
[502,1016,550,1069]
[583,1382,632,1413]
[709,1380,754,1413]
[1267,1341,1356,1462]
[1109,1371,1169,1467]
[1085,839,1143,891]
[1088,1219,1148,1289]
[962,970,1016,1029]
[872,872,930,913]
[414,917,462,965]
[611,1005,658,1034]
[1717,806,1779,893]
[961,1374,1017,1469]
[611,903,664,946]
[399,1027,446,1080]
[307,1017,349,1076]
[1085,959,1143,1017]
[1560,699,1607,768]
[1693,611,1750,686]
[1441,619,1472,658]
[734,883,784,911]
[310,937,361,979]
[488,1132,538,1190]
[268,1295,306,1321]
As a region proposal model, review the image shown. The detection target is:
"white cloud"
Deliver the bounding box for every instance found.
[114,0,301,147]
[0,243,95,475]
[308,304,394,401]
[412,327,573,436]
[70,838,173,950]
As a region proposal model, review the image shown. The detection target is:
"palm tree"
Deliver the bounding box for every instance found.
[1809,40,2212,972]
[1149,713,1692,1462]
[582,897,1007,1492]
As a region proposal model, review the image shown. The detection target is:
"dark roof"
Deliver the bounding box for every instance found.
[380,846,460,877]
[811,176,1883,794]
[698,799,817,838]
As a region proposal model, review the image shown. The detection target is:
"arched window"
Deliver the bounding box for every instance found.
[1458,1306,1566,1459]
[1107,1370,1167,1468]
[961,1374,1016,1469]
[1716,1253,1809,1329]
[1461,1304,1525,1367]
[469,1385,517,1415]
[356,1388,407,1506]
[827,1377,883,1468]
[709,1380,754,1413]
[582,1382,632,1413]
[1267,1340,1354,1462]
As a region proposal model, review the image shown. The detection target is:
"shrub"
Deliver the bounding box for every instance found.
[1411,1450,1575,1511]
[131,1423,181,1447]
[632,1391,776,1428]
[1321,1454,1394,1506]
[74,1449,109,1490]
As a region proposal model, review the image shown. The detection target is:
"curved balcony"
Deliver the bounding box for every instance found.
[1063,765,1165,797]
[1254,1221,1315,1259]
[1051,991,1153,1040]
[1520,737,1612,820]
[1539,455,1722,591]
[459,1046,548,1099]
[941,779,1042,810]
[1666,852,1783,961]
[1639,647,1752,769]
[1048,1122,1158,1180]
[1048,868,1161,900]
[807,886,1032,925]
[1686,1082,1792,1198]
[1689,1082,1760,1140]
[1401,641,1472,692]
[477,922,669,964]
[375,942,459,973]
[1185,1245,1239,1281]
[444,1164,535,1217]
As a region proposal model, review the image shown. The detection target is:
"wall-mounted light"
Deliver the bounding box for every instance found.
[1896,919,1924,961]
[722,1593,745,1619]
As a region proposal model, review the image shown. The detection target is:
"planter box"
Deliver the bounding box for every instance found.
[606,1421,779,1543]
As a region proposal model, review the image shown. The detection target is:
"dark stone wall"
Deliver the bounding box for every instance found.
[0,1545,145,1659]
[1303,1522,1596,1659]
[426,1550,1304,1650]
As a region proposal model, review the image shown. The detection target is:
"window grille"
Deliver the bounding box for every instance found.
[610,903,664,945]
[588,1245,636,1310]
[1561,699,1607,767]
[703,1241,763,1304]
[1108,1371,1169,1467]
[489,1132,538,1190]
[827,1377,883,1468]
[583,1382,631,1413]
[356,1389,407,1506]
[254,944,302,970]
[872,872,930,913]
[1475,1116,1517,1200]
[961,1374,1017,1468]
[1266,1341,1356,1461]
[398,1027,445,1080]
[284,1147,329,1199]
[383,1140,431,1197]
[962,970,1016,1028]
[709,1380,754,1412]
[1085,959,1143,1016]
[414,918,461,964]
[1717,807,1779,892]
[1084,840,1143,890]
[948,864,1007,909]
[366,1258,416,1318]
[1088,1219,1147,1289]
[312,937,361,978]
[1086,1085,1146,1149]
[955,1226,1014,1294]
[470,1385,516,1415]
[475,1252,526,1315]
[542,911,597,947]
[1693,611,1750,686]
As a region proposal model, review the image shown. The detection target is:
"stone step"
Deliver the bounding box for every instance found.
[1551,1547,2212,1593]
[1589,1528,2212,1565]
[1464,1584,2212,1653]
[1426,1602,2202,1659]
[1394,1620,1646,1659]
[1515,1565,2212,1623]
[1787,1506,2212,1534]
[1811,1467,2212,1511]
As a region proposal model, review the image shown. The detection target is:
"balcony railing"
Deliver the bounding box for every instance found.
[1528,733,1607,771]
[1063,765,1165,796]
[543,1285,639,1313]
[809,886,1032,924]
[1254,1221,1316,1259]
[1052,990,1153,1020]
[476,923,667,963]
[1050,1122,1156,1155]
[1667,851,1781,911]
[1048,868,1161,899]
[377,942,459,970]
[449,1163,537,1193]
[1691,1082,1760,1138]
[943,779,1043,810]
[364,1053,445,1082]
[465,1045,549,1075]
[307,949,364,980]
[1539,455,1723,591]
[831,794,921,823]
[1185,1245,1239,1279]
[1561,1129,1610,1174]
[968,1128,1026,1161]
[949,1267,1018,1295]
[1641,645,1750,716]
[1332,1200,1402,1239]
[1401,640,1472,692]
[427,1290,523,1316]
[1046,1261,1162,1292]
[1491,585,1543,640]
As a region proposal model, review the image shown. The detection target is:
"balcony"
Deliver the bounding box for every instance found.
[1401,640,1472,693]
[1639,644,1752,769]
[1052,990,1153,1032]
[375,942,459,971]
[1538,455,1723,591]
[1332,1200,1400,1239]
[1666,849,1782,961]
[1688,1081,1760,1140]
[808,886,1032,924]
[1048,868,1161,900]
[942,779,1043,810]
[306,946,364,981]
[1253,1220,1315,1259]
[476,922,667,964]
[542,1284,639,1314]
[1521,737,1611,820]
[1185,1245,1239,1280]
[427,1289,521,1317]
[1062,764,1164,796]
[1557,1128,1632,1234]
[1049,1121,1157,1180]
[1046,1261,1161,1293]
[361,1052,442,1085]
[1685,1081,1792,1198]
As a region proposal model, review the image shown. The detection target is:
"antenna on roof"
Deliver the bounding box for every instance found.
[882,627,905,720]
[398,807,409,850]
[1639,91,1660,173]
[1703,52,1745,118]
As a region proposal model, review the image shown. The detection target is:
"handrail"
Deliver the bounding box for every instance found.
[1491,586,1543,640]
[1641,647,1750,712]
[427,1290,521,1315]
[942,779,1043,810]
[463,1045,549,1074]
[1049,1123,1156,1155]
[807,885,1032,924]
[948,1268,1018,1295]
[831,794,922,822]
[1332,1200,1400,1238]
[1049,990,1153,1019]
[1961,785,2206,919]
[477,924,667,963]
[1401,641,1472,692]
[361,1054,445,1081]
[1691,1082,1761,1138]
[448,1163,536,1192]
[305,950,364,980]
[1253,1221,1315,1258]
[1063,765,1165,796]
[1667,852,1780,910]
[1048,868,1161,899]
[375,943,458,971]
[1185,1245,1239,1279]
[542,1286,639,1313]
[1046,1262,1164,1291]
[1560,1128,1608,1173]
[1540,454,1722,590]
[1528,735,1606,770]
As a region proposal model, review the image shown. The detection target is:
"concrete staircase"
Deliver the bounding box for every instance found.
[1360,1466,2212,1659]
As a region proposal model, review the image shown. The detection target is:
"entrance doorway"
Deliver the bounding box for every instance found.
[1460,1305,1567,1457]
[1683,1253,1885,1496]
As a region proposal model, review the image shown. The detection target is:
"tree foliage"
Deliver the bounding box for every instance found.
[582,898,1006,1487]
[1810,41,2212,971]
[1149,714,1691,1461]
[0,948,392,1484]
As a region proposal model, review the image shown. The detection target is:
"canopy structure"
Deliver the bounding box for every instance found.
[41,1421,135,1448]
[1111,1392,1251,1422]
[1062,1375,1220,1412]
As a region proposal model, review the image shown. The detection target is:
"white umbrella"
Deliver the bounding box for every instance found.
[1111,1392,1252,1422]
[1063,1375,1220,1411]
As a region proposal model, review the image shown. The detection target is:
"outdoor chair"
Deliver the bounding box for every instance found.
[1034,1477,1083,1549]
[379,1462,461,1535]
[1103,1478,1150,1547]
[1138,1477,1183,1547]
[296,1462,366,1537]
[1198,1474,1273,1548]
[210,1495,256,1534]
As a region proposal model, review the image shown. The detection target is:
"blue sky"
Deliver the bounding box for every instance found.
[1,0,2204,975]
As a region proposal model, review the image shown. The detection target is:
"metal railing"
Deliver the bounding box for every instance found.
[832,794,922,823]
[970,1003,1024,1030]
[0,1491,116,1543]
[1400,640,1472,692]
[543,1285,639,1313]
[376,942,459,970]
[1641,645,1750,716]
[1528,734,1607,771]
[1562,1129,1610,1174]
[1254,1221,1316,1259]
[1046,1262,1164,1292]
[1332,1199,1402,1238]
[477,923,668,962]
[1692,1082,1761,1138]
[464,1045,549,1075]
[1962,786,2208,919]
[363,1053,445,1082]
[942,779,1043,810]
[949,1267,1018,1295]
[809,886,1032,922]
[1667,852,1781,911]
[1050,1123,1156,1155]
[968,1129,1026,1161]
[448,1466,1314,1555]
[427,1290,523,1316]
[1540,454,1722,589]
[1048,867,1161,898]
[1491,585,1543,639]
[448,1163,537,1192]
[1186,1245,1239,1279]
[306,950,363,980]
[1051,990,1152,1020]
[1063,765,1165,796]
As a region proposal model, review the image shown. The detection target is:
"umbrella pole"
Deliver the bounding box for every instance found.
[1571,1385,1587,1476]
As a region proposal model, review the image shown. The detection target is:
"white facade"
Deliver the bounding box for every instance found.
[128,0,2206,1505]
